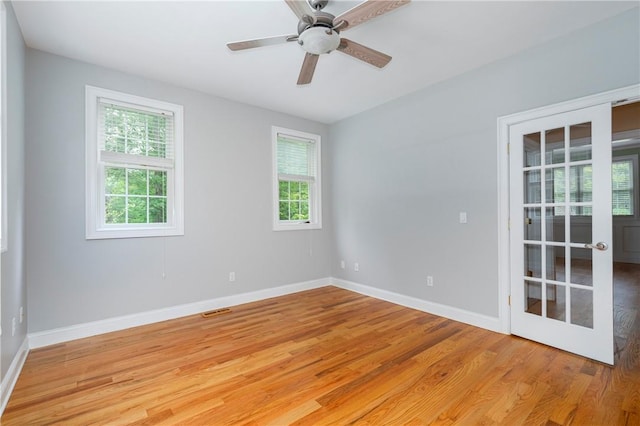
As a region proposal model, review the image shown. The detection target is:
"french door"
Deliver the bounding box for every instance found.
[509,103,613,364]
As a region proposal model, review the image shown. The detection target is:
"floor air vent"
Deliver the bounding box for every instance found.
[201,308,232,318]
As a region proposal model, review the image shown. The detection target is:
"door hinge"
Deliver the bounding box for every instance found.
[508,218,511,230]
[508,295,511,306]
[507,142,510,155]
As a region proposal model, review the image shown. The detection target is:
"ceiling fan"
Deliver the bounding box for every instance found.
[227,0,410,85]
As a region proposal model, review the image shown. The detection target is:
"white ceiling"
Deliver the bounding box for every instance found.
[12,1,638,123]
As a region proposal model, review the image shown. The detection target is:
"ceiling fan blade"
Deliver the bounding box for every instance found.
[336,38,391,68]
[333,0,410,32]
[297,53,319,85]
[227,34,298,51]
[285,0,315,22]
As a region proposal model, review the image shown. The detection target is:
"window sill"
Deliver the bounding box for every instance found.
[273,222,322,232]
[86,225,184,240]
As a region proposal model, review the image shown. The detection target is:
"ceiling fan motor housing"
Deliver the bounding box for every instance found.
[297,11,340,55]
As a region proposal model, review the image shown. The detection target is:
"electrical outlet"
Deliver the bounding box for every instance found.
[229,272,236,282]
[427,276,434,287]
[340,260,345,269]
[354,262,359,272]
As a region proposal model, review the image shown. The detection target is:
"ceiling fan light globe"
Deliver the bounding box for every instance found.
[299,27,340,55]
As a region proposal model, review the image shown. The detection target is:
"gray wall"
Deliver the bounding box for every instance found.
[1,0,27,379]
[329,8,640,317]
[25,50,332,333]
[16,5,640,338]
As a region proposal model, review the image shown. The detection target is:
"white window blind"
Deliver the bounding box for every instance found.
[277,133,316,182]
[612,158,634,215]
[98,99,175,169]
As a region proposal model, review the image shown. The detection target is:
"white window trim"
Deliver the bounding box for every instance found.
[0,2,6,252]
[85,85,184,239]
[272,126,322,231]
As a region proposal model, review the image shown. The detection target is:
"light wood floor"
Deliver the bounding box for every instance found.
[2,279,639,425]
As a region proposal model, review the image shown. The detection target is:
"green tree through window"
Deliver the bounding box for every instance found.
[102,105,170,225]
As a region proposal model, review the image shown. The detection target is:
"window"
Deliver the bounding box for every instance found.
[549,157,636,217]
[86,86,183,239]
[612,157,635,216]
[272,126,321,231]
[552,164,593,216]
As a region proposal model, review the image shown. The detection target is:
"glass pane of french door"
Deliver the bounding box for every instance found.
[510,103,613,364]
[523,123,597,328]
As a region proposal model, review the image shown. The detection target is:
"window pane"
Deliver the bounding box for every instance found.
[570,165,592,204]
[571,288,593,329]
[105,196,126,224]
[569,210,592,244]
[524,244,542,278]
[278,180,310,221]
[545,128,564,165]
[277,136,315,177]
[279,181,290,200]
[290,181,300,199]
[149,170,167,197]
[546,284,566,322]
[299,182,309,199]
[613,191,632,215]
[525,280,542,316]
[523,132,541,167]
[524,208,540,241]
[127,169,148,196]
[546,207,565,242]
[104,108,126,153]
[104,168,168,225]
[149,197,167,223]
[570,122,592,162]
[105,167,126,195]
[552,167,565,204]
[524,170,541,204]
[103,105,169,159]
[290,201,301,219]
[279,201,289,221]
[570,249,593,287]
[127,197,148,223]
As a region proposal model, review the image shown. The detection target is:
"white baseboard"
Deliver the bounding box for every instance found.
[1,337,29,415]
[331,278,506,334]
[29,277,506,350]
[8,276,504,417]
[28,277,330,349]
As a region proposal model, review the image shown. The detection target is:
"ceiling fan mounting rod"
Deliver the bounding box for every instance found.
[309,0,329,11]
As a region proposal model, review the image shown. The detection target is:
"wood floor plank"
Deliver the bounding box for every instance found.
[2,278,639,425]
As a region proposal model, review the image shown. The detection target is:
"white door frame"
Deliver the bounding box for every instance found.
[497,84,640,334]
